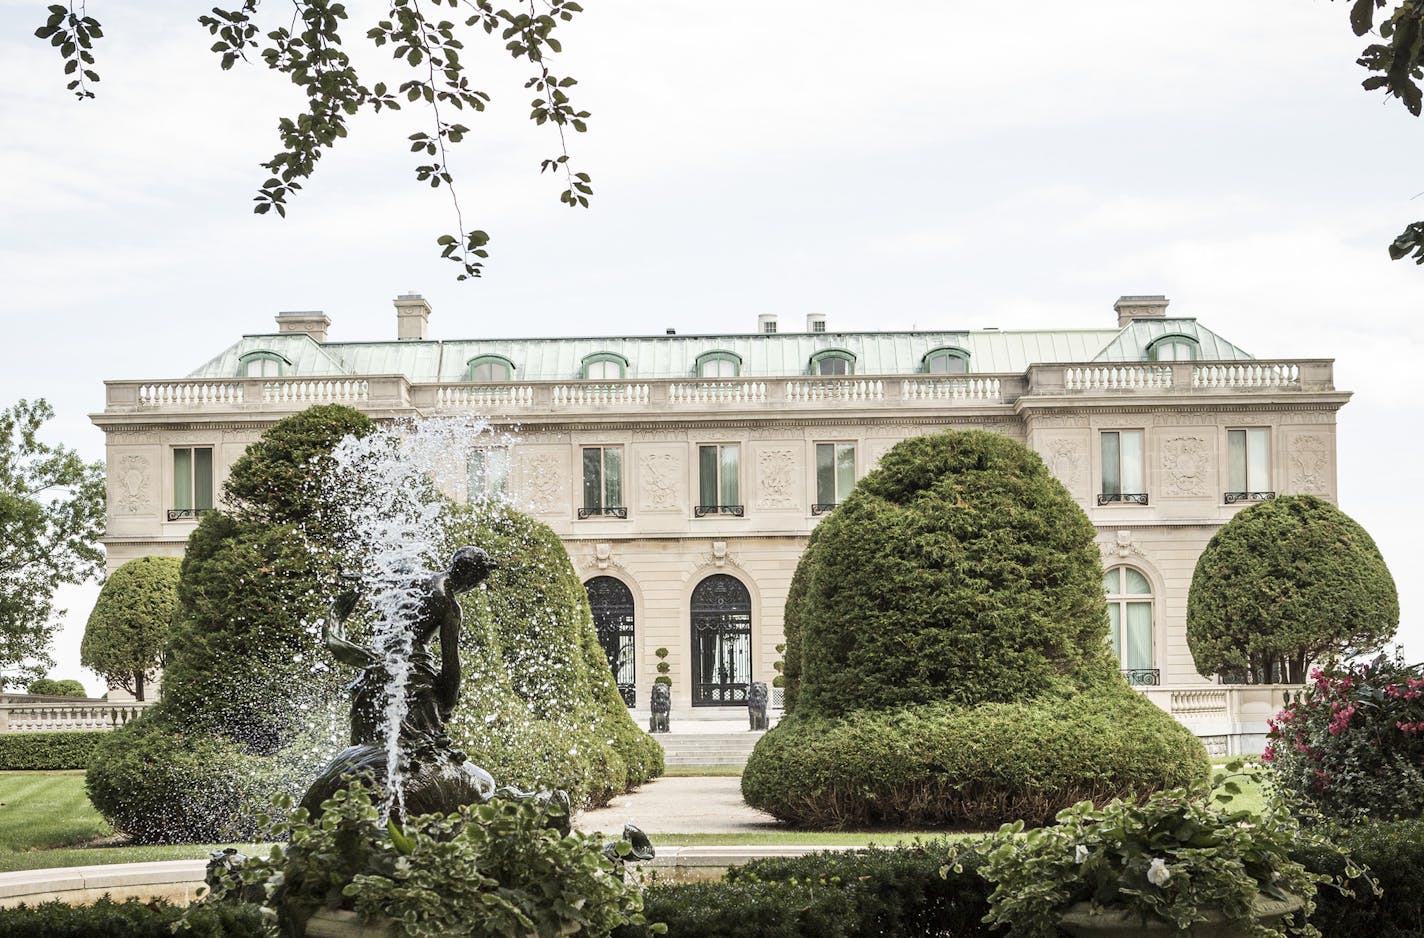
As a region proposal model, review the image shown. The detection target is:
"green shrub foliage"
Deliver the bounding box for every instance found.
[0,730,107,769]
[794,431,1117,716]
[445,501,662,806]
[747,430,1206,828]
[0,897,269,938]
[87,405,373,843]
[1187,494,1398,684]
[742,686,1207,828]
[1296,819,1424,937]
[81,555,181,701]
[778,527,818,714]
[24,678,87,696]
[1265,653,1424,820]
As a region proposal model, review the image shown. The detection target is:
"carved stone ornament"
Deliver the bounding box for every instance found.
[756,449,796,509]
[1028,415,1090,429]
[868,441,897,468]
[1101,529,1146,562]
[1044,439,1083,490]
[584,542,621,571]
[520,453,562,513]
[638,452,681,511]
[1288,434,1331,495]
[110,454,152,514]
[1161,436,1209,496]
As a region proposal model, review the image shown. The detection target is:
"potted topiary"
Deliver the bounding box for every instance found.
[969,761,1365,938]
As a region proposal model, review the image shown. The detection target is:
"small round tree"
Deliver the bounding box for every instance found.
[1187,495,1398,684]
[81,556,181,701]
[745,430,1207,828]
[25,677,87,697]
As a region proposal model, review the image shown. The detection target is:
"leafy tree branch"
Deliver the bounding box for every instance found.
[35,0,593,280]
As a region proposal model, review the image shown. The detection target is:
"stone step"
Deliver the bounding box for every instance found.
[653,731,763,767]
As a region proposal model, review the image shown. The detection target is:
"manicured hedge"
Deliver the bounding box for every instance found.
[0,731,108,770]
[742,685,1208,828]
[0,897,269,938]
[613,820,1424,938]
[615,842,995,938]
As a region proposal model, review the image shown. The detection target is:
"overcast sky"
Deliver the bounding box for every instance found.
[1,0,1420,694]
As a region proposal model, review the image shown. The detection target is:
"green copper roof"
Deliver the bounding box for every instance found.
[185,320,1254,382]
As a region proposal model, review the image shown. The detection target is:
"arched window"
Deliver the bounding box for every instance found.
[1147,335,1199,362]
[465,354,515,381]
[922,346,970,374]
[809,349,855,376]
[585,576,635,707]
[238,351,290,378]
[1104,566,1156,684]
[690,574,752,706]
[695,350,742,378]
[581,352,629,380]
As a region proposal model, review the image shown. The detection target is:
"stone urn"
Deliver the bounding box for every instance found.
[1057,893,1303,938]
[304,909,397,938]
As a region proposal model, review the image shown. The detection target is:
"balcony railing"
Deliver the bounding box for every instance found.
[1097,493,1149,506]
[1224,491,1276,504]
[1121,668,1161,686]
[811,503,838,516]
[577,506,628,519]
[695,504,744,517]
[101,359,1336,420]
[167,507,215,521]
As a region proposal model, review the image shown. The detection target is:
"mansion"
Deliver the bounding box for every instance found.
[93,294,1348,754]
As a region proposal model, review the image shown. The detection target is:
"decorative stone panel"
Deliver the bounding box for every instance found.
[755,449,797,509]
[637,450,682,512]
[1161,436,1210,497]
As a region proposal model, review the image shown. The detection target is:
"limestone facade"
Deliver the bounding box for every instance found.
[92,298,1348,749]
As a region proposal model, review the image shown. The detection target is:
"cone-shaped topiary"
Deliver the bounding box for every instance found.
[743,430,1207,828]
[1187,494,1398,685]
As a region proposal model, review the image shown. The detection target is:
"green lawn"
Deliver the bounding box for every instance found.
[0,771,110,854]
[662,765,743,777]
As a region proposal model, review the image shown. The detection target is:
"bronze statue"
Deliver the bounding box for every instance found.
[300,547,498,821]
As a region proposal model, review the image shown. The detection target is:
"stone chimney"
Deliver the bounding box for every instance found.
[275,310,330,343]
[1114,295,1169,328]
[395,293,432,341]
[757,313,778,335]
[806,313,826,334]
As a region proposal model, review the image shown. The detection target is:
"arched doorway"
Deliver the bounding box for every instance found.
[585,576,636,706]
[690,574,752,706]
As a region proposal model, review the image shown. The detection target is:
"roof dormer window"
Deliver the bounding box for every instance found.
[809,349,855,376]
[581,352,629,380]
[238,351,290,378]
[1147,335,1199,362]
[922,347,970,374]
[695,350,742,378]
[465,354,515,381]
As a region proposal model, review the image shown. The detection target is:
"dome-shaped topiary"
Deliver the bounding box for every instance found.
[1187,494,1398,684]
[745,429,1208,828]
[795,430,1117,718]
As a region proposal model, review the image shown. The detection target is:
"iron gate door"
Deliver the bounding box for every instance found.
[691,574,751,706]
[585,576,636,706]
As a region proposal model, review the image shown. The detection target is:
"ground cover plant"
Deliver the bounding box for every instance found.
[744,430,1208,828]
[1265,653,1424,820]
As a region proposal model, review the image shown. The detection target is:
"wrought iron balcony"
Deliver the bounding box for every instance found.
[694,504,745,517]
[577,506,628,519]
[811,503,838,516]
[1224,491,1276,504]
[166,507,214,521]
[1097,493,1149,506]
[1121,668,1161,686]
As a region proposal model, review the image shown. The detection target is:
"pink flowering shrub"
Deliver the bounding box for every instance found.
[1266,653,1424,819]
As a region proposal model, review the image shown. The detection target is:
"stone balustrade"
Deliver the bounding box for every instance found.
[104,359,1332,421]
[1135,684,1295,757]
[0,697,152,733]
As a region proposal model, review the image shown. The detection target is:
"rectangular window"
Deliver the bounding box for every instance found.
[171,447,213,520]
[1226,429,1271,501]
[467,447,510,500]
[814,443,855,512]
[697,444,742,515]
[1108,603,1154,671]
[1099,430,1146,505]
[580,447,625,518]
